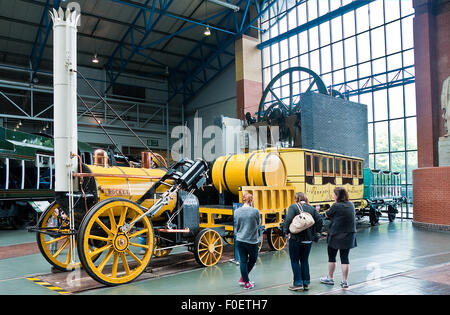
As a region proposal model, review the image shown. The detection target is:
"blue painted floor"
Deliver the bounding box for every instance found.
[0,220,449,295]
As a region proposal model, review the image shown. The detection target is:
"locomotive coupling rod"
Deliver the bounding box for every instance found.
[120,186,179,233]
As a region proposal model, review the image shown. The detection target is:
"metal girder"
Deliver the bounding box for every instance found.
[30,0,61,80]
[333,66,416,98]
[107,0,262,96]
[18,0,225,56]
[104,0,235,88]
[104,0,175,94]
[168,0,279,104]
[257,0,376,50]
[110,0,237,35]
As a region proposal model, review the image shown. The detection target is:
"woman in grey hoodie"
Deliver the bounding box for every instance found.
[234,193,261,290]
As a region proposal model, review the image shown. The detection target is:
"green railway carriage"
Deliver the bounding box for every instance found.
[0,127,94,228]
[361,168,406,226]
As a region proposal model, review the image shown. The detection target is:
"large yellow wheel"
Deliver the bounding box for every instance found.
[267,227,287,251]
[77,198,154,286]
[194,229,223,267]
[153,236,172,258]
[36,202,80,271]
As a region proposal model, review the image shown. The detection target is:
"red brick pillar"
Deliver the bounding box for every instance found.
[412,0,450,231]
[413,167,450,231]
[235,35,263,120]
[413,0,439,167]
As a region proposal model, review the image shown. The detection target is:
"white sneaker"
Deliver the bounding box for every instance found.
[320,277,334,285]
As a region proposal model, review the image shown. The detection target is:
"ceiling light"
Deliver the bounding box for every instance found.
[92,53,99,64]
[204,26,211,36]
[208,0,240,12]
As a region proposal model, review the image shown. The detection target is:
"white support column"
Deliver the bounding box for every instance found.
[51,5,81,193]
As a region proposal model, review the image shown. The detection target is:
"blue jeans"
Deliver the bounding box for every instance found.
[236,240,259,283]
[289,240,312,286]
[234,235,240,261]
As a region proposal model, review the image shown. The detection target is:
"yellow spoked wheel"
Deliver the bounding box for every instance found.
[267,228,287,251]
[223,232,234,245]
[36,202,80,271]
[194,229,223,267]
[77,198,154,286]
[153,236,172,258]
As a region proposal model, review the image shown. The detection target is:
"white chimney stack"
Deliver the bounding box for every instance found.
[50,3,81,193]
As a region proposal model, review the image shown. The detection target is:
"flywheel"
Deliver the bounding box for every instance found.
[257,66,328,122]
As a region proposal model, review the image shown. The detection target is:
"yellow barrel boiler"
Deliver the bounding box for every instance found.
[81,164,177,221]
[71,151,177,224]
[211,151,287,195]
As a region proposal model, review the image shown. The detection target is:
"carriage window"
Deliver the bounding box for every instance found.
[342,159,347,176]
[328,158,334,176]
[347,160,352,177]
[358,161,363,178]
[305,153,312,175]
[24,159,38,189]
[352,161,357,177]
[8,159,23,189]
[322,157,328,176]
[314,155,321,175]
[0,158,6,189]
[37,155,52,189]
[335,158,341,176]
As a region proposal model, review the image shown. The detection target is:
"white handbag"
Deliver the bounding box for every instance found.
[289,203,315,234]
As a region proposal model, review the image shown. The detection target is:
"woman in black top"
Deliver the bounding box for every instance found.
[320,187,357,289]
[283,192,323,291]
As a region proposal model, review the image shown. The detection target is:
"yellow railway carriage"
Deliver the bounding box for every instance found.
[210,147,365,212]
[200,147,365,252]
[274,148,365,211]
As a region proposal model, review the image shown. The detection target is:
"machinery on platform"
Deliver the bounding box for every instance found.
[28,3,406,287]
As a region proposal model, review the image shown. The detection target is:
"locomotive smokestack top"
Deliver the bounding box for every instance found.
[51,3,81,193]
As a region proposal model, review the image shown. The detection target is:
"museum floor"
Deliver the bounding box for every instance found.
[0,219,449,295]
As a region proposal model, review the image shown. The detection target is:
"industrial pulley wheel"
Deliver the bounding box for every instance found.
[153,236,172,258]
[36,202,81,271]
[257,66,328,122]
[267,227,287,251]
[194,229,223,267]
[77,198,154,286]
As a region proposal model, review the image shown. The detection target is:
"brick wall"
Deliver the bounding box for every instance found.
[413,166,450,226]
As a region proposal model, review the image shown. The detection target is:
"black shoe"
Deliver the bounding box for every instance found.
[303,285,309,290]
